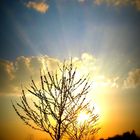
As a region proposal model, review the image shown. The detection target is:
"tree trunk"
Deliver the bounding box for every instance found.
[56,120,61,140]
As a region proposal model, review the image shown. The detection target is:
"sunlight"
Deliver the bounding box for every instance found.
[93,103,100,114]
[77,111,90,124]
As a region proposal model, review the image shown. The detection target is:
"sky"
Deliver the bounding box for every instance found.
[0,0,140,140]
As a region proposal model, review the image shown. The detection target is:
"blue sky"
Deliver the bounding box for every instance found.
[0,0,140,62]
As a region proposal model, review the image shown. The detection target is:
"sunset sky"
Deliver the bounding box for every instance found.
[0,0,140,140]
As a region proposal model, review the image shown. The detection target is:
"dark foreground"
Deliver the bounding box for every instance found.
[100,130,140,140]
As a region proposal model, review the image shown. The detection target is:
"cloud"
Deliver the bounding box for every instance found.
[0,60,14,94]
[133,0,140,10]
[0,56,60,95]
[24,0,140,13]
[94,0,128,6]
[26,1,49,13]
[94,0,140,11]
[124,68,140,88]
[0,54,119,96]
[78,0,86,3]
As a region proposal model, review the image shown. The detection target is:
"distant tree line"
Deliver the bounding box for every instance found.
[100,130,140,140]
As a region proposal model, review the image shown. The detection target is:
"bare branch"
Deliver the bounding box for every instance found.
[12,60,99,140]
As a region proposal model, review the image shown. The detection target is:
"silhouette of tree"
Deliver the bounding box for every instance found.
[12,61,99,140]
[100,130,140,140]
[66,107,99,140]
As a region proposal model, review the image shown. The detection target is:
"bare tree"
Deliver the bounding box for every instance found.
[66,106,100,140]
[12,61,99,140]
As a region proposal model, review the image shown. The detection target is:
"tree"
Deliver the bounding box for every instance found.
[66,107,99,140]
[12,61,99,140]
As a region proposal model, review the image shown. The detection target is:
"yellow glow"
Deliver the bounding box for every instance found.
[93,103,100,114]
[77,111,90,124]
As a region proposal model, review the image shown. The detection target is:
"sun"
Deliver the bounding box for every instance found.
[77,111,90,124]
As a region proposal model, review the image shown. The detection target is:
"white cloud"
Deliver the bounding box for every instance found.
[26,1,49,13]
[133,0,140,10]
[124,68,140,88]
[0,55,60,95]
[78,0,86,3]
[0,53,120,96]
[94,0,140,11]
[24,0,140,13]
[0,60,14,93]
